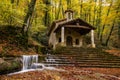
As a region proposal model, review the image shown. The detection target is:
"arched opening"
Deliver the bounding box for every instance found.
[66,36,73,46]
[75,39,79,45]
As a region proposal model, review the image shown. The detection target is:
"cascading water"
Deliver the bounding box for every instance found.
[22,55,38,70]
[8,54,64,75]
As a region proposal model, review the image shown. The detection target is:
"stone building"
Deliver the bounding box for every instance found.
[48,9,96,49]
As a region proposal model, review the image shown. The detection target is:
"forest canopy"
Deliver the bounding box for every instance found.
[0,0,120,47]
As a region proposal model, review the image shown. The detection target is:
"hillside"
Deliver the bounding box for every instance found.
[0,25,37,57]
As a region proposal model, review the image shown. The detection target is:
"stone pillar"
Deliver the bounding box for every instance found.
[80,37,83,47]
[61,27,65,46]
[91,30,96,48]
[53,33,56,49]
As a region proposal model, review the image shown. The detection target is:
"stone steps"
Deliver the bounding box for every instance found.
[43,57,120,62]
[42,61,120,65]
[44,56,120,60]
[39,47,120,68]
[42,63,120,68]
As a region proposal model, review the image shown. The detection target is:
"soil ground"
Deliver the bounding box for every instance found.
[0,66,120,80]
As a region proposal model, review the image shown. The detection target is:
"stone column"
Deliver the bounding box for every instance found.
[53,33,56,49]
[91,30,96,48]
[61,27,65,46]
[80,37,83,47]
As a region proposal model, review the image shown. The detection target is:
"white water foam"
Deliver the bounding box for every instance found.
[8,55,64,75]
[22,55,38,70]
[8,66,64,75]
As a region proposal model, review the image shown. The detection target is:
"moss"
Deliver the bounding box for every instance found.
[0,59,22,75]
[52,46,66,54]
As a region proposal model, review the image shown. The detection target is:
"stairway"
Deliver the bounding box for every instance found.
[39,47,120,68]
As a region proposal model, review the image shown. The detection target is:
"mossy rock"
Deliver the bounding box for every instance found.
[0,58,22,75]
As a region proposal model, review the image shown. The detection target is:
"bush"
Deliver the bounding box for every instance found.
[32,32,48,46]
[40,46,48,54]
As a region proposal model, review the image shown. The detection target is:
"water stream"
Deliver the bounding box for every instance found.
[22,55,38,70]
[8,54,62,75]
[7,55,120,79]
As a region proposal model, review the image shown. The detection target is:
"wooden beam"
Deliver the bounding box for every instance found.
[64,25,91,29]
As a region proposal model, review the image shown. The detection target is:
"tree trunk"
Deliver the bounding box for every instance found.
[44,10,48,26]
[22,0,36,34]
[105,22,115,46]
[88,0,92,23]
[54,1,57,20]
[56,0,61,20]
[84,11,87,21]
[93,0,97,26]
[17,0,19,5]
[100,0,113,42]
[22,0,36,49]
[79,0,83,18]
[117,2,120,47]
[51,0,54,22]
[118,22,120,47]
[105,3,120,46]
[11,0,14,3]
[62,4,65,18]
[44,0,51,27]
[97,0,102,39]
[67,0,71,9]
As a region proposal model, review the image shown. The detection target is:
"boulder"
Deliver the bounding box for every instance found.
[0,57,22,75]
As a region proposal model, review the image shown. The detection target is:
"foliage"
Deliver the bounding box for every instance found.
[0,0,120,49]
[0,25,37,56]
[32,30,48,46]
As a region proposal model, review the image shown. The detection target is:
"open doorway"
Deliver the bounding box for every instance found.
[66,36,73,46]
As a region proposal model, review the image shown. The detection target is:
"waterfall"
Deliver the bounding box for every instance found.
[22,55,38,70]
[8,54,63,75]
